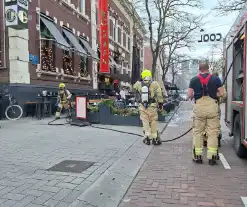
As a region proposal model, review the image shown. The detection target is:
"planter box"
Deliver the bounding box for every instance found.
[87,111,100,123]
[158,112,166,122]
[164,102,172,113]
[99,105,141,126]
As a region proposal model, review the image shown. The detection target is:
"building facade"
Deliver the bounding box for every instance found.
[0,0,145,105]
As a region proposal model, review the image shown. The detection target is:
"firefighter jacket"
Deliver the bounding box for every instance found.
[133,80,163,107]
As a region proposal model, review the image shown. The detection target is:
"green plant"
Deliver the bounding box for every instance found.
[87,104,99,112]
[100,99,115,108]
[159,109,167,116]
[111,107,139,116]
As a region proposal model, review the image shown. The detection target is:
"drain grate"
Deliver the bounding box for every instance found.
[46,160,95,173]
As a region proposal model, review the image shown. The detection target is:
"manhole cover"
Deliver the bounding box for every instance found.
[46,160,95,173]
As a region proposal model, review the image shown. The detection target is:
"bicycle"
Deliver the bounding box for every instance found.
[4,93,23,120]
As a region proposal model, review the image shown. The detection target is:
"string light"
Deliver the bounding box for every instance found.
[63,53,76,75]
[79,57,88,77]
[41,46,55,72]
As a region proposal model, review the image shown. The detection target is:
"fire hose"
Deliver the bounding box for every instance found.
[48,46,241,142]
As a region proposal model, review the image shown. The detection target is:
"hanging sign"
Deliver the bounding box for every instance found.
[5,0,29,30]
[198,33,222,43]
[98,0,110,73]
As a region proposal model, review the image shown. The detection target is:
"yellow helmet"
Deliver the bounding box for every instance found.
[141,69,152,80]
[59,83,65,88]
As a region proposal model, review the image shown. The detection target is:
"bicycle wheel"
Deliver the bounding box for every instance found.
[5,105,23,120]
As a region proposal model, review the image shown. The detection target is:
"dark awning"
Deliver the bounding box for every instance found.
[40,16,70,50]
[79,37,99,60]
[62,29,87,55]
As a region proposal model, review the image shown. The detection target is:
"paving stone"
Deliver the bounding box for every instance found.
[22,189,45,197]
[43,198,59,207]
[63,176,76,183]
[56,182,77,190]
[26,203,44,207]
[10,183,33,194]
[75,181,93,192]
[12,196,36,207]
[32,192,55,205]
[38,185,61,193]
[0,199,17,207]
[1,193,26,201]
[53,188,72,201]
[29,180,48,190]
[70,178,84,185]
[55,201,69,207]
[0,187,15,196]
[120,103,247,207]
[0,104,149,206]
[62,190,82,203]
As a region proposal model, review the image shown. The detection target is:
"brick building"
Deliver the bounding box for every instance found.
[0,0,146,107]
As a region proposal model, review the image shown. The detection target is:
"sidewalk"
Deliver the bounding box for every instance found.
[119,102,247,207]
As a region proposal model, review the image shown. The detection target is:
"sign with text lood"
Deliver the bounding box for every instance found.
[98,0,110,73]
[198,33,222,43]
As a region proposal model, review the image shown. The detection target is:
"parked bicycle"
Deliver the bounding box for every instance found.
[1,89,23,120]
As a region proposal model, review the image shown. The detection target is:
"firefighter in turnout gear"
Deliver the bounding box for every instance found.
[188,62,224,165]
[55,83,72,119]
[203,71,227,148]
[133,69,164,145]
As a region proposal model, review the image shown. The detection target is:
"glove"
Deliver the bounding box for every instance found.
[158,103,163,111]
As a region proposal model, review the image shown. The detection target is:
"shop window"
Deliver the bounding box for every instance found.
[62,33,75,76]
[40,21,56,72]
[79,56,88,77]
[118,27,121,44]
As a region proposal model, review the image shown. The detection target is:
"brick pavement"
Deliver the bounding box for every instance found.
[119,102,247,207]
[0,117,155,207]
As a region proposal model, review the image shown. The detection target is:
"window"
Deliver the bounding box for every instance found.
[118,27,121,44]
[40,21,55,72]
[109,20,114,37]
[96,8,98,25]
[79,0,85,15]
[62,32,75,75]
[123,33,126,47]
[113,19,117,41]
[128,37,130,50]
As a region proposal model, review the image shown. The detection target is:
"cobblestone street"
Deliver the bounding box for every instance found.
[1,102,247,207]
[119,103,247,207]
[0,117,154,207]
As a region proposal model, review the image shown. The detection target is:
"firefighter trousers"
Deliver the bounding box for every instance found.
[203,104,221,141]
[139,104,158,139]
[55,101,69,118]
[192,96,220,159]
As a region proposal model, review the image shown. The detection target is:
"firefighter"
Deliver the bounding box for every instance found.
[203,71,227,148]
[187,62,224,165]
[55,83,72,119]
[133,69,164,145]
